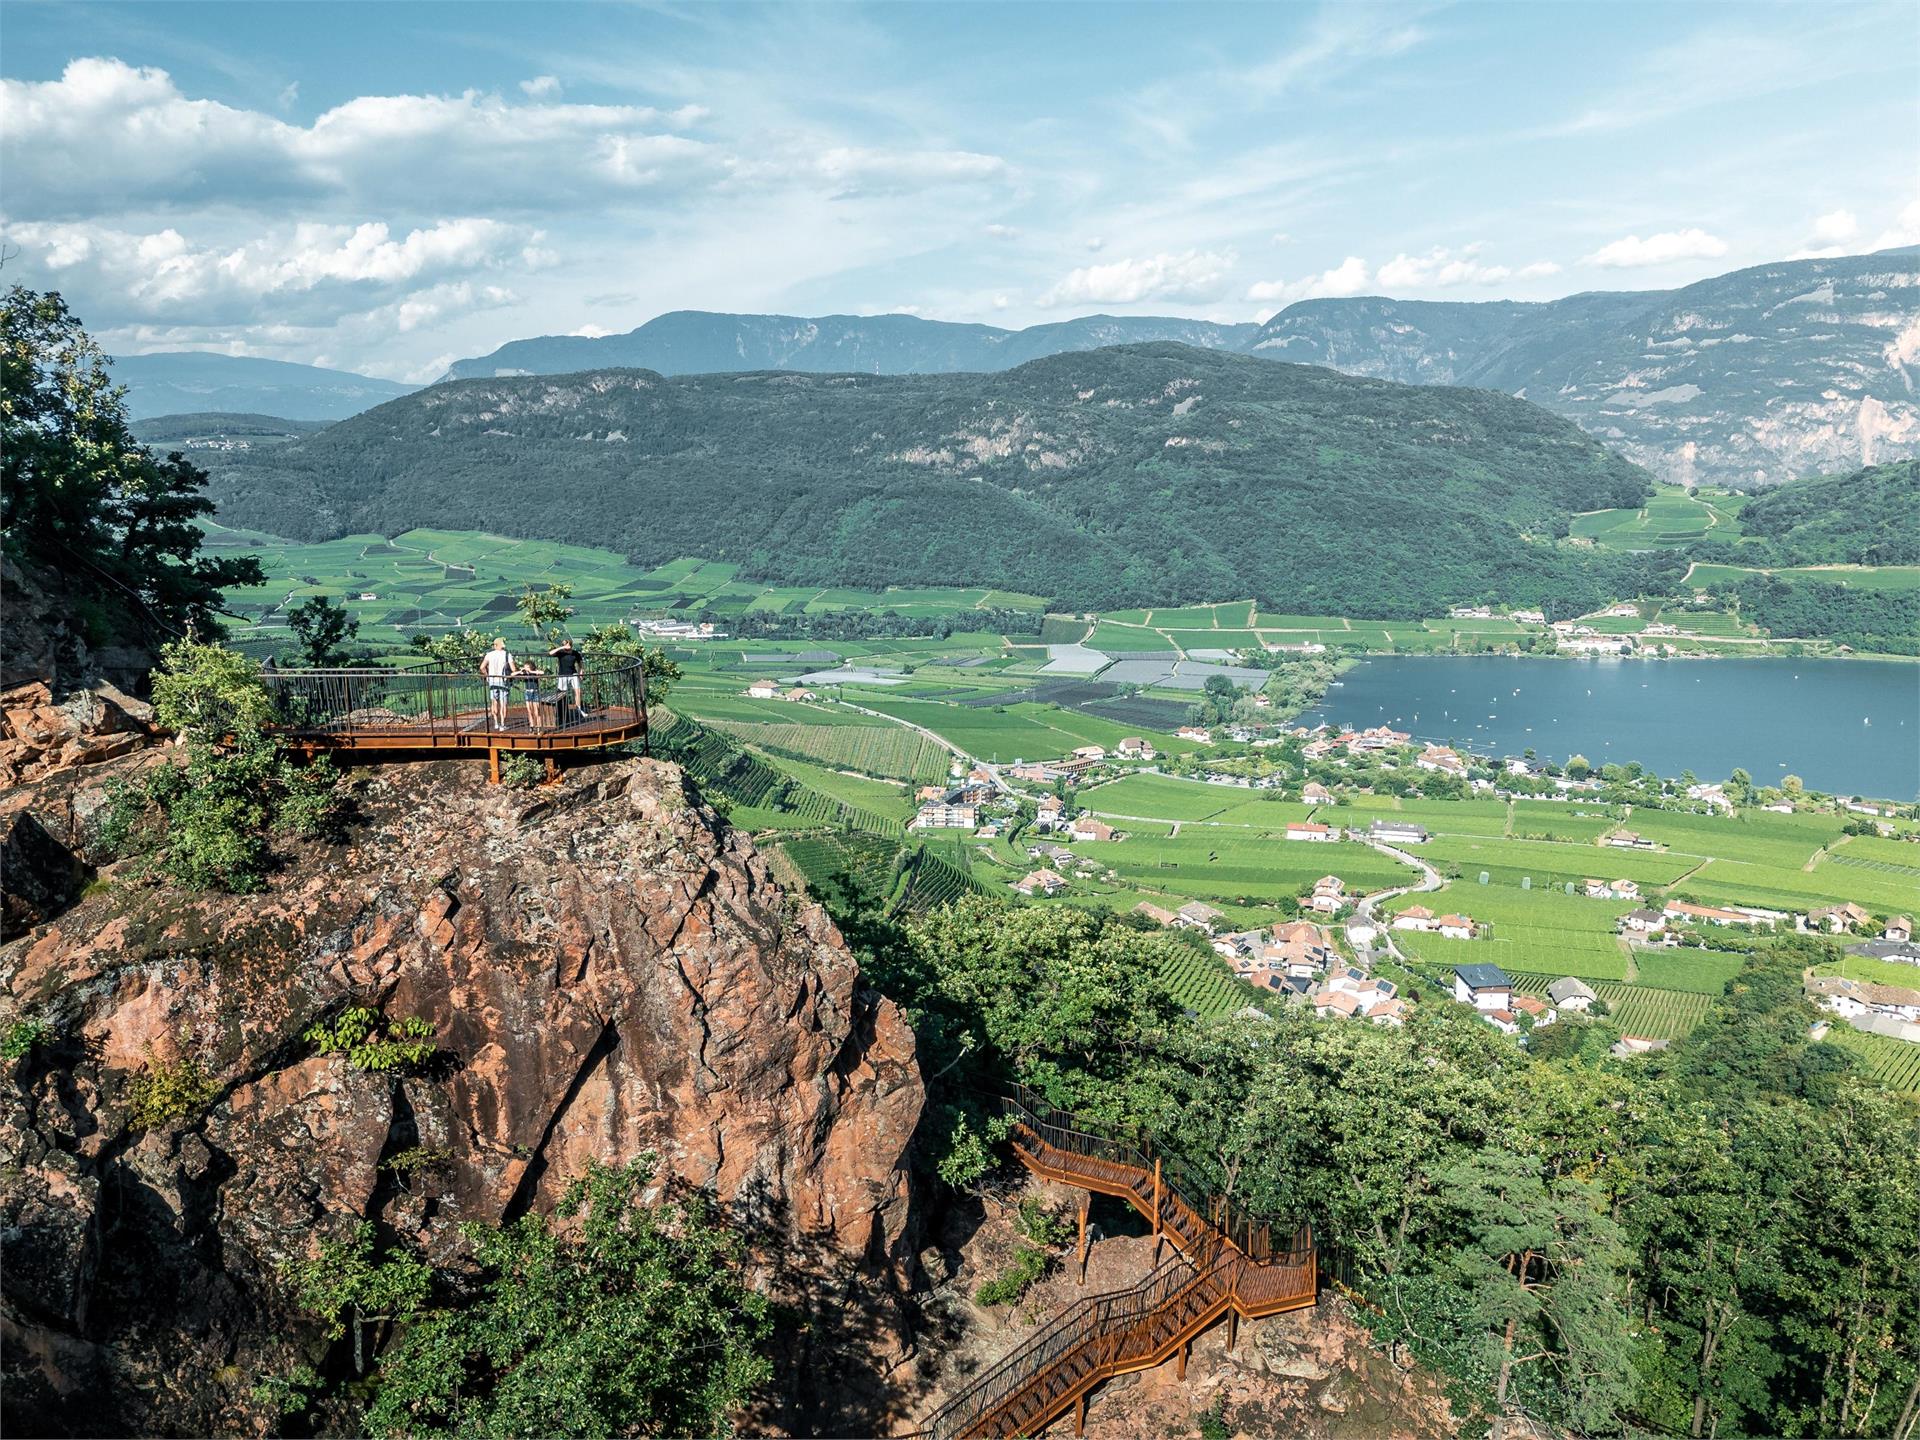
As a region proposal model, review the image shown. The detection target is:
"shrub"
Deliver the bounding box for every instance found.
[127,1050,219,1128]
[144,639,346,891]
[304,1007,438,1073]
[498,752,543,789]
[3,1015,50,1060]
[974,1243,1052,1306]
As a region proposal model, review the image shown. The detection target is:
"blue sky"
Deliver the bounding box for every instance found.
[3,0,1915,381]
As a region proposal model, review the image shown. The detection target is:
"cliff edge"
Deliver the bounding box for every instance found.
[1,751,923,1435]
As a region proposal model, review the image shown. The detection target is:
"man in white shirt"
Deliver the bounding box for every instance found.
[480,638,514,727]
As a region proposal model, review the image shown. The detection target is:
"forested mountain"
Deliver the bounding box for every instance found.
[1723,458,1920,565]
[108,351,416,421]
[1248,249,1920,488]
[195,343,1663,617]
[442,310,1260,381]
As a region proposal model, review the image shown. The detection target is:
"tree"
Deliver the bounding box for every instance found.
[581,620,681,706]
[1781,774,1804,796]
[1565,754,1591,780]
[288,594,359,667]
[0,286,262,645]
[363,1158,772,1440]
[146,638,343,890]
[284,1221,432,1377]
[515,582,575,645]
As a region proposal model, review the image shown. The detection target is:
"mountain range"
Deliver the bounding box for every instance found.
[1247,250,1919,489]
[107,352,416,422]
[191,343,1664,618]
[115,250,1918,487]
[441,311,1261,381]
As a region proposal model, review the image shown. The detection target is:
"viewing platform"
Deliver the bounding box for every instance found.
[262,657,649,779]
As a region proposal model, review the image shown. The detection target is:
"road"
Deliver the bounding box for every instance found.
[1346,839,1443,967]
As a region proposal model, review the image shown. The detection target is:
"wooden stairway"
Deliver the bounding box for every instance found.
[917,1088,1317,1440]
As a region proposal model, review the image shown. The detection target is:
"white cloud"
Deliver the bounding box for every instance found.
[0,57,999,219]
[1085,237,1104,251]
[1812,209,1859,244]
[1270,231,1293,245]
[1039,250,1235,307]
[1872,198,1920,251]
[571,323,613,338]
[520,75,563,99]
[1583,228,1728,268]
[1246,255,1370,304]
[992,293,1011,310]
[1373,246,1561,290]
[277,81,299,110]
[983,223,1020,240]
[7,216,531,325]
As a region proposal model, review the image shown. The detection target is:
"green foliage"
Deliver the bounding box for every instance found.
[0,286,263,643]
[1016,1195,1071,1247]
[283,1219,434,1376]
[250,1364,323,1421]
[93,776,151,858]
[145,638,345,890]
[3,1015,50,1060]
[409,626,491,669]
[581,620,680,706]
[973,1244,1052,1307]
[497,752,543,789]
[126,1049,219,1129]
[514,581,574,645]
[189,345,1654,617]
[363,1157,772,1440]
[1731,459,1920,567]
[1197,1397,1231,1440]
[304,1007,437,1072]
[287,593,359,666]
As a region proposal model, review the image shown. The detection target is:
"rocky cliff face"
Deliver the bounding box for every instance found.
[1,749,924,1435]
[1248,250,1920,487]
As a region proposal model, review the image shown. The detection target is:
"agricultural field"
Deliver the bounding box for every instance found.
[1074,832,1404,906]
[707,720,950,783]
[1811,955,1920,990]
[1821,1025,1920,1094]
[1156,947,1251,1019]
[1506,974,1717,1041]
[1426,834,1698,889]
[1686,562,1920,593]
[1569,486,1742,550]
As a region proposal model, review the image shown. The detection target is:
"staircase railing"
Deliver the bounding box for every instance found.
[916,1087,1319,1439]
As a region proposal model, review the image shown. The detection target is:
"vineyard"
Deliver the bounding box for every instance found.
[1156,946,1247,1019]
[1629,949,1747,994]
[706,719,951,783]
[655,718,903,835]
[897,845,997,912]
[770,834,905,908]
[1508,973,1716,1041]
[1822,1025,1920,1094]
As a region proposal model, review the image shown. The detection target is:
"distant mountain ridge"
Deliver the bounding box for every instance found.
[193,343,1665,618]
[442,311,1260,381]
[107,352,417,422]
[1247,250,1920,487]
[439,250,1919,488]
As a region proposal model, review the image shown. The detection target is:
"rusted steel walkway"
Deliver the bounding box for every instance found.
[260,659,648,777]
[918,1088,1317,1439]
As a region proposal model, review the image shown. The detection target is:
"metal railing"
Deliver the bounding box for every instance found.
[913,1086,1320,1438]
[259,656,648,744]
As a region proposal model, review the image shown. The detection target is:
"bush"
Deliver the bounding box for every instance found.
[144,640,346,891]
[498,752,543,788]
[974,1243,1052,1306]
[3,1015,50,1061]
[127,1050,218,1128]
[304,1007,438,1073]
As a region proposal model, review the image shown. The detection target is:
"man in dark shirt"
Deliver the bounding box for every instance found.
[549,637,583,723]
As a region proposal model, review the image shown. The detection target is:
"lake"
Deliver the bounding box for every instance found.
[1299,656,1920,800]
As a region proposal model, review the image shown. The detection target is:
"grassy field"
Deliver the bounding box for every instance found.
[1686,562,1920,593]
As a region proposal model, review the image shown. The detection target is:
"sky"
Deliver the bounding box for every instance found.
[2,0,1915,382]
